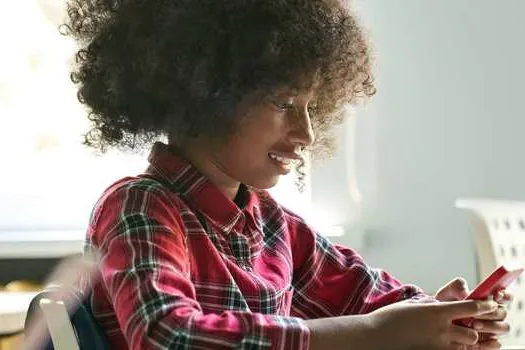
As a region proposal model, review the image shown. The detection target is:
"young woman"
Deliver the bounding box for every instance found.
[64,0,510,348]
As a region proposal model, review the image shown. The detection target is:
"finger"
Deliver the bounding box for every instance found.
[494,289,513,304]
[493,290,504,303]
[502,290,513,302]
[436,277,470,301]
[477,337,501,349]
[472,320,510,335]
[478,333,498,341]
[449,344,467,350]
[450,324,479,345]
[474,304,507,321]
[440,300,498,319]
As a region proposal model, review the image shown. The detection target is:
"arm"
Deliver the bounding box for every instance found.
[304,296,499,350]
[281,212,502,349]
[287,213,426,319]
[90,181,309,349]
[304,315,375,350]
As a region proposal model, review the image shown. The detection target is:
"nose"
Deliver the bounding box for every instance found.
[288,107,315,148]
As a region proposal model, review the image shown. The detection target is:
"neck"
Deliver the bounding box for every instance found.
[167,140,241,201]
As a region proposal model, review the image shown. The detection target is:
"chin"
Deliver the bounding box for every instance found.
[246,175,280,190]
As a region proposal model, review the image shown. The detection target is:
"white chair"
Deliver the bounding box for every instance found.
[456,198,525,347]
[38,298,80,350]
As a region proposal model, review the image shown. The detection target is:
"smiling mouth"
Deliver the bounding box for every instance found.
[268,152,303,174]
[268,152,293,165]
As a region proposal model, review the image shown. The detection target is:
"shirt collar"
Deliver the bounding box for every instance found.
[145,142,257,233]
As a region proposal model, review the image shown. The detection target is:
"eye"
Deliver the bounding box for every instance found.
[274,102,294,111]
[271,97,295,111]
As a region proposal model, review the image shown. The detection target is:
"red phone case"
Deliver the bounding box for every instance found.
[467,265,523,300]
[455,264,524,327]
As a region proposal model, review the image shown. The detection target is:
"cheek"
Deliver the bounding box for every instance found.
[215,138,281,189]
[216,139,261,170]
[238,106,287,142]
[230,121,283,152]
[219,138,270,174]
[226,138,268,165]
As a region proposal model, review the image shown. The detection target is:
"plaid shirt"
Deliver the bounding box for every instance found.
[85,142,425,349]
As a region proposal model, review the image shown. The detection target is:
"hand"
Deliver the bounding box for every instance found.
[435,278,512,349]
[368,298,498,350]
[468,289,511,349]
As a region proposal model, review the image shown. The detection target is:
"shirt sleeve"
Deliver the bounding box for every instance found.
[287,213,427,319]
[90,182,309,350]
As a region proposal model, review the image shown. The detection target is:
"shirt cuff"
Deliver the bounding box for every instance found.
[259,314,310,350]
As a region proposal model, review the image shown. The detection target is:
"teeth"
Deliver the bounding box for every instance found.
[269,153,292,165]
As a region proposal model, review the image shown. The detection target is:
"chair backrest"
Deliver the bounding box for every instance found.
[456,198,525,346]
[24,285,111,350]
[38,298,80,350]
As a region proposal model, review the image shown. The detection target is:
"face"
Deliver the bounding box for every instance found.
[188,88,316,197]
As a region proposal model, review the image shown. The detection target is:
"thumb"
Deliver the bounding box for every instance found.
[435,277,469,301]
[440,299,498,319]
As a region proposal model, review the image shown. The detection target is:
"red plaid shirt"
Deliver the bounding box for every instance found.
[85,142,425,349]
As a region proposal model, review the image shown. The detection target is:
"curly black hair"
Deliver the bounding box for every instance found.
[63,0,375,160]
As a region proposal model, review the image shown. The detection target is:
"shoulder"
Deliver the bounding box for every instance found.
[89,175,187,233]
[87,176,192,262]
[97,175,184,206]
[99,175,173,199]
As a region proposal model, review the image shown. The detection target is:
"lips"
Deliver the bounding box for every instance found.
[268,152,293,165]
[267,151,303,175]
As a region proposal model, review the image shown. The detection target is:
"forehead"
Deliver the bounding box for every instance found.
[259,69,320,96]
[237,83,317,111]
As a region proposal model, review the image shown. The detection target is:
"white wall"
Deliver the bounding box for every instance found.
[311,0,525,293]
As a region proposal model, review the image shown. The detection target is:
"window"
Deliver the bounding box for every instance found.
[0,2,147,245]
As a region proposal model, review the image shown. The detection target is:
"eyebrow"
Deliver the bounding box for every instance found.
[263,86,316,103]
[273,88,315,99]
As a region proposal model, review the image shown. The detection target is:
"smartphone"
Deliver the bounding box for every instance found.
[455,264,524,327]
[466,264,523,301]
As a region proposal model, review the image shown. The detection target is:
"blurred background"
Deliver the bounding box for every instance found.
[1,2,525,345]
[313,0,525,293]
